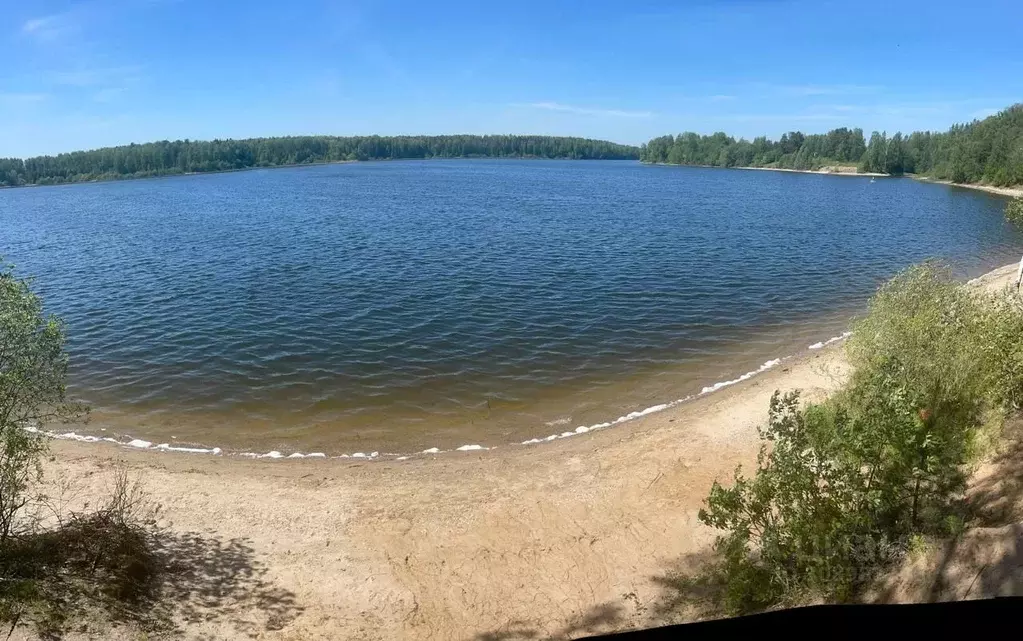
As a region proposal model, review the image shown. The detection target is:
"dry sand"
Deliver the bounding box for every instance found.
[29,263,1022,641]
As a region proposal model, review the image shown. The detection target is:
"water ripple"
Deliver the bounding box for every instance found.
[1,160,1021,452]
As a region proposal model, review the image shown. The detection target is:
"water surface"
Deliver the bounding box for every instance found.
[1,160,1020,453]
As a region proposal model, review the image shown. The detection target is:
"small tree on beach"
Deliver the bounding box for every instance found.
[0,262,86,543]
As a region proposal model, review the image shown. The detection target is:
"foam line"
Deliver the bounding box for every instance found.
[699,359,782,395]
[809,331,853,350]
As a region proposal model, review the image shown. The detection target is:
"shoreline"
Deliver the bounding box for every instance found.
[911,175,1023,198]
[46,336,842,462]
[733,164,887,177]
[0,156,636,190]
[41,263,1020,640]
[10,159,1020,199]
[643,160,885,177]
[647,161,1023,193]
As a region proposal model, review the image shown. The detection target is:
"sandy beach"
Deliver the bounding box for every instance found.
[31,263,1022,641]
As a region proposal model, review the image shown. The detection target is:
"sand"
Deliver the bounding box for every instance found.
[912,176,1023,198]
[735,165,887,177]
[28,263,1022,641]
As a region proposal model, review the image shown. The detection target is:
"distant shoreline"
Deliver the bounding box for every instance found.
[0,159,359,189]
[0,156,632,190]
[645,161,1023,193]
[7,158,1020,199]
[643,160,886,178]
[734,165,886,177]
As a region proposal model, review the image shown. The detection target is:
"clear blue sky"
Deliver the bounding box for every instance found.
[3,0,1022,157]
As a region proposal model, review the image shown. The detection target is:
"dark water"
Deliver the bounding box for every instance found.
[1,160,1020,454]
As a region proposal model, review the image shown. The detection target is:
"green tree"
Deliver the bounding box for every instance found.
[0,263,87,542]
[640,103,1023,185]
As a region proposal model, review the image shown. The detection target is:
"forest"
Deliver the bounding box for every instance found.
[5,104,1022,188]
[0,135,640,186]
[640,103,1023,186]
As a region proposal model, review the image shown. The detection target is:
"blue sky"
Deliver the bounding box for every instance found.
[3,0,1022,157]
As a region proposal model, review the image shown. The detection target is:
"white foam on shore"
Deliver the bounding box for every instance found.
[519,358,791,446]
[809,331,852,350]
[699,358,783,395]
[155,443,223,455]
[521,400,684,445]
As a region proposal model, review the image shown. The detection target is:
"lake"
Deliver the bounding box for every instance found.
[1,160,1020,456]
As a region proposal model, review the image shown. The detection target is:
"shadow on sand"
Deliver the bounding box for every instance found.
[0,521,303,639]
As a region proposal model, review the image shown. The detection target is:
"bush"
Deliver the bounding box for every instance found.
[982,292,1023,413]
[845,263,992,411]
[0,262,86,543]
[698,392,904,613]
[0,469,164,636]
[1005,197,1023,227]
[694,263,1023,614]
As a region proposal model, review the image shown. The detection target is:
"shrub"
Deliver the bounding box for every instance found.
[845,263,992,413]
[698,392,904,613]
[1005,197,1023,227]
[694,263,1023,614]
[0,262,87,543]
[0,469,164,636]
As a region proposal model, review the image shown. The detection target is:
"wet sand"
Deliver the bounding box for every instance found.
[34,263,1020,641]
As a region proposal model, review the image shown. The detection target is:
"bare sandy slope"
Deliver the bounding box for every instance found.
[30,263,1021,641]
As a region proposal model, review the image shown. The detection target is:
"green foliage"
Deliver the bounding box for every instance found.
[696,263,1023,615]
[0,263,86,542]
[699,392,903,613]
[643,103,1023,185]
[1006,197,1023,227]
[641,127,866,171]
[0,135,640,186]
[982,292,1023,412]
[849,263,1023,416]
[846,264,991,409]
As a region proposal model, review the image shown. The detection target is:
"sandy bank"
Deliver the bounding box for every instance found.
[34,263,1021,641]
[913,176,1023,198]
[735,165,886,177]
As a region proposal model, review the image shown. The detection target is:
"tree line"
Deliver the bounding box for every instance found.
[641,103,1023,185]
[643,127,867,172]
[0,135,640,187]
